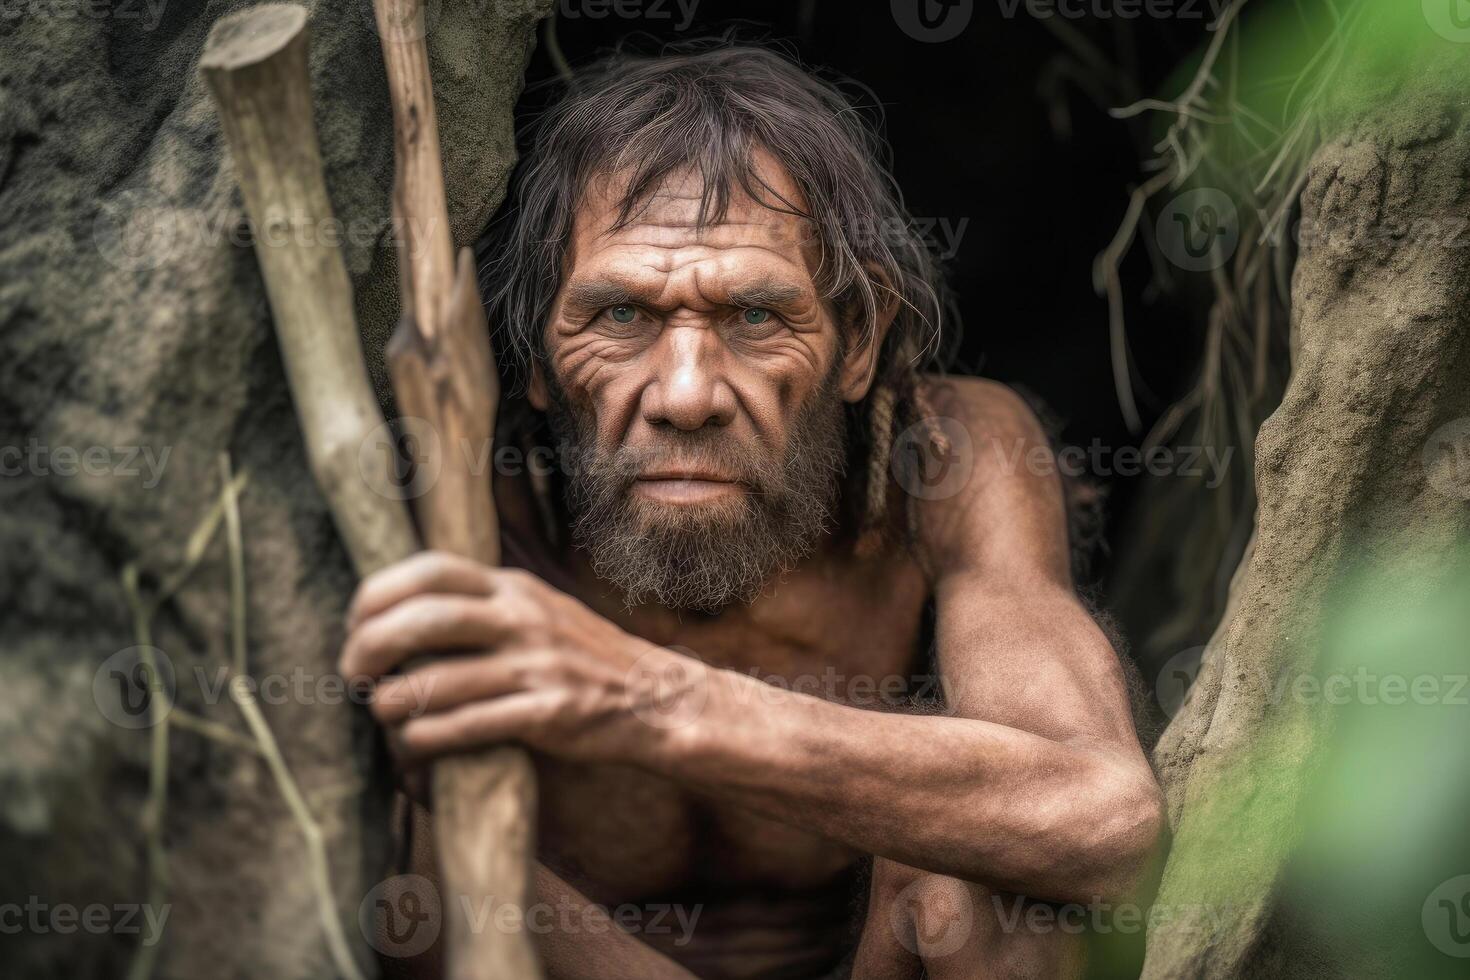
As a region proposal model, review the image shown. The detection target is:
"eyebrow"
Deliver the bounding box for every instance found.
[563,280,641,312]
[725,282,807,309]
[560,276,809,314]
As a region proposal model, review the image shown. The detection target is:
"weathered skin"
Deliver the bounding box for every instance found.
[342,157,1162,979]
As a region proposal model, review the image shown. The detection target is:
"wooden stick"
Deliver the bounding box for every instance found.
[204,7,539,975]
[200,6,417,976]
[375,0,457,347]
[200,4,417,577]
[374,2,541,978]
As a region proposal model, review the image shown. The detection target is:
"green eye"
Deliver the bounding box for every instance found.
[743,308,771,325]
[609,305,636,324]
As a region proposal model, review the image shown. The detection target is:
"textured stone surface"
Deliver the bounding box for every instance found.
[1142,12,1470,979]
[0,2,547,976]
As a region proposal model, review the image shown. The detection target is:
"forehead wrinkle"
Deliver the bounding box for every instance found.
[585,147,812,238]
[564,170,829,324]
[607,187,807,244]
[666,247,815,312]
[561,260,672,311]
[597,216,805,251]
[569,241,814,311]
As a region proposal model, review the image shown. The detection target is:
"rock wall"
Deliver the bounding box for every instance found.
[1142,10,1470,978]
[0,2,548,976]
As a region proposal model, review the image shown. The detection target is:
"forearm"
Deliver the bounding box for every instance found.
[657,668,1160,903]
[393,795,692,980]
[532,864,696,980]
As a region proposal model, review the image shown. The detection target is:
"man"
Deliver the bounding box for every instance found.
[341,45,1162,979]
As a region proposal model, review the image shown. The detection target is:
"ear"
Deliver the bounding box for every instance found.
[837,267,900,403]
[527,361,550,412]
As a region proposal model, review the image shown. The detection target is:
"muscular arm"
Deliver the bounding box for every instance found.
[658,379,1161,903]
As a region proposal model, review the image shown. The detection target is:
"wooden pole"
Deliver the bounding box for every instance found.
[200,4,417,576]
[374,2,541,978]
[203,6,540,977]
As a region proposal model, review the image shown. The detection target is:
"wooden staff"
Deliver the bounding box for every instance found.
[374,1,541,979]
[200,3,418,575]
[202,5,540,978]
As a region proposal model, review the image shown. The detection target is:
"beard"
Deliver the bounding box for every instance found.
[545,377,848,612]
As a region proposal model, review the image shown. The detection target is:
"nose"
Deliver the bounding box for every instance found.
[641,325,737,431]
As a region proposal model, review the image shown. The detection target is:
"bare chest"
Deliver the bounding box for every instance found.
[535,543,931,904]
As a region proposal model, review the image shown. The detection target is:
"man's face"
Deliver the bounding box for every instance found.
[531,152,876,609]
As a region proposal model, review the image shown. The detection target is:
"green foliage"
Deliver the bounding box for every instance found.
[1282,554,1470,977]
[1147,549,1470,976]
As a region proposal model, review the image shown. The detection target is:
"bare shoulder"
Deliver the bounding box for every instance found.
[906,374,1070,584]
[916,374,1048,444]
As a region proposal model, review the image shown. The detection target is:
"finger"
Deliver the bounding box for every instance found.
[340,593,507,679]
[396,691,565,764]
[371,650,561,725]
[346,550,494,630]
